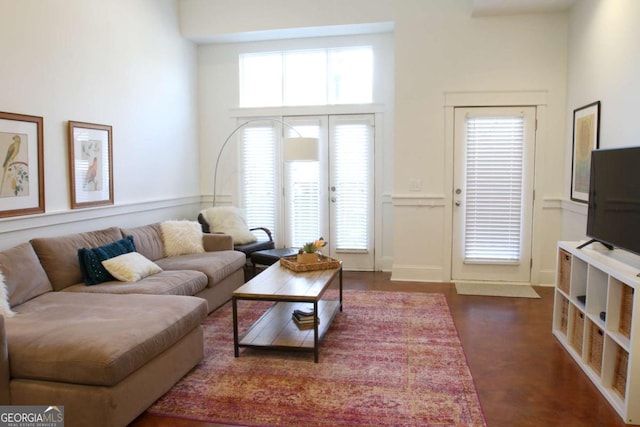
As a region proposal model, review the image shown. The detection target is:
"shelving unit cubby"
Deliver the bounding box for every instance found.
[552,242,639,425]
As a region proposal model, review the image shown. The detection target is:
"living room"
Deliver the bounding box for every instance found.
[1,0,636,282]
[1,0,639,426]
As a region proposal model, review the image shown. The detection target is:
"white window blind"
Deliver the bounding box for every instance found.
[331,117,372,252]
[464,115,524,263]
[240,124,277,239]
[285,124,321,247]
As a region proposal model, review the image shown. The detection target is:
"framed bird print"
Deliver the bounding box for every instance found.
[0,111,44,218]
[68,121,113,209]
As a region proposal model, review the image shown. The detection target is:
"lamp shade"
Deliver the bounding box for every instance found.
[283,137,319,161]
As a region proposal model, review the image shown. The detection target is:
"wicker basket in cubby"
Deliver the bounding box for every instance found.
[613,347,629,399]
[570,309,585,354]
[619,285,634,339]
[559,297,569,336]
[586,322,604,375]
[557,249,571,294]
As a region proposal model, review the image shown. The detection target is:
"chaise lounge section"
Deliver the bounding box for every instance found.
[0,221,247,427]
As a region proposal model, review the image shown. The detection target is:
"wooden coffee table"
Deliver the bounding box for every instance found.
[232,260,342,363]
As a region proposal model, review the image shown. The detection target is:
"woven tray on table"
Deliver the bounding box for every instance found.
[280,255,341,272]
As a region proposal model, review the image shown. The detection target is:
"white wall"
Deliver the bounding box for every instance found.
[181,0,569,283]
[392,1,568,284]
[0,0,199,249]
[179,0,394,42]
[562,0,640,241]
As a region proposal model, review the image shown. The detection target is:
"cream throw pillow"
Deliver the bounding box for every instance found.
[0,270,16,317]
[101,252,162,282]
[201,206,257,245]
[160,220,205,257]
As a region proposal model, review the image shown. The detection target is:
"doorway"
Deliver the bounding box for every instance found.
[451,107,536,283]
[283,114,375,270]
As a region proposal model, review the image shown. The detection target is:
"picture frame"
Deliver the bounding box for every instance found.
[68,121,113,209]
[0,111,45,218]
[571,101,601,203]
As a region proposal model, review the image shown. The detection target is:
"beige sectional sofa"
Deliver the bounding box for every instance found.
[0,222,246,427]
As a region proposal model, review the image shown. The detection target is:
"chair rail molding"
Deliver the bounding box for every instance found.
[392,194,447,207]
[562,198,588,215]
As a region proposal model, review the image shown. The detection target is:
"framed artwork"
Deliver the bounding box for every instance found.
[68,121,113,209]
[571,101,601,203]
[0,112,45,218]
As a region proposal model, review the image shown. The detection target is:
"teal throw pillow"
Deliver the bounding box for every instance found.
[78,236,136,286]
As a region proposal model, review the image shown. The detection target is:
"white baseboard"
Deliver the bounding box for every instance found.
[390,264,444,282]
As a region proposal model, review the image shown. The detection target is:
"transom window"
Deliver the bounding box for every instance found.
[239,46,373,107]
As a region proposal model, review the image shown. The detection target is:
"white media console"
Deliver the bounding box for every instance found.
[552,241,639,424]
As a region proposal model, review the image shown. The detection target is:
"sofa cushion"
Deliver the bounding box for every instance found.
[60,270,208,296]
[31,227,123,291]
[102,252,162,282]
[6,292,207,387]
[160,220,205,257]
[0,243,52,307]
[155,250,246,287]
[78,236,136,285]
[120,223,165,261]
[200,206,257,245]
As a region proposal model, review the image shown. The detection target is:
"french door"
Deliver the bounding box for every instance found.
[451,107,536,283]
[283,114,374,270]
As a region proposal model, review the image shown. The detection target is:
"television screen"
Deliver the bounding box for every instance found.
[586,146,640,255]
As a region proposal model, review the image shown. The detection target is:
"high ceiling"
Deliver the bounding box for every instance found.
[472,0,577,16]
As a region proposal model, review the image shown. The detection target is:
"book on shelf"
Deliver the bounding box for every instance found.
[293,308,314,317]
[293,317,315,329]
[292,309,319,329]
[292,311,319,323]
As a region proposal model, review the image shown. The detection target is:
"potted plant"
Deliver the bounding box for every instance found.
[297,238,327,264]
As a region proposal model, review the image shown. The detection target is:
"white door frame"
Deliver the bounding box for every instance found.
[443,91,548,283]
[451,106,536,282]
[283,114,376,271]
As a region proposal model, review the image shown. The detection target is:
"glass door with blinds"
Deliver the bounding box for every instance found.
[283,114,374,270]
[451,107,536,283]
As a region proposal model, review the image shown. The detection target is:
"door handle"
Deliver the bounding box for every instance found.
[455,188,462,206]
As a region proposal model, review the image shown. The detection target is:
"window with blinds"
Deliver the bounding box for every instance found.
[239,116,372,254]
[463,115,525,263]
[285,124,321,248]
[240,124,278,239]
[331,117,372,252]
[286,162,320,247]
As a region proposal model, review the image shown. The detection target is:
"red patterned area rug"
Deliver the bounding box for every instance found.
[147,290,486,427]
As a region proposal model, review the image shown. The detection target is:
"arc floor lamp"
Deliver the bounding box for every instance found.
[212,118,319,206]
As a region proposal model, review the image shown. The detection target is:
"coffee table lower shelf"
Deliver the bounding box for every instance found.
[235,299,341,362]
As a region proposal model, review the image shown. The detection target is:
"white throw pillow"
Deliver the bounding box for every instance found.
[160,220,205,257]
[101,252,162,282]
[0,270,16,317]
[200,206,257,245]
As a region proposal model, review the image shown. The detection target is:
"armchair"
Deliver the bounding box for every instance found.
[197,208,275,279]
[197,213,274,255]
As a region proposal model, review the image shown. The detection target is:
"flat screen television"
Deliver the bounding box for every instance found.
[581,146,640,255]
